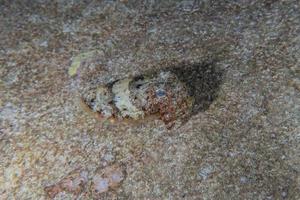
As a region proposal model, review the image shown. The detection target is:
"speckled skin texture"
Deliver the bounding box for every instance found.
[129,71,194,128]
[0,0,299,199]
[81,70,194,128]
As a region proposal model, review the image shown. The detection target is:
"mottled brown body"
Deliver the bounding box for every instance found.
[81,71,194,128]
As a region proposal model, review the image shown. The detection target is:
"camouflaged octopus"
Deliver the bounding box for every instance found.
[81,71,195,128]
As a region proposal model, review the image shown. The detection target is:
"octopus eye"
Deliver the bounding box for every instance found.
[135,84,143,89]
[156,89,166,97]
[133,75,144,81]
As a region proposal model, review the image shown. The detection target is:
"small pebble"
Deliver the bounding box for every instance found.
[198,165,213,180]
[93,176,109,193]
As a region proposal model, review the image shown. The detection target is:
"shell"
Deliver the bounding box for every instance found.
[81,70,195,128]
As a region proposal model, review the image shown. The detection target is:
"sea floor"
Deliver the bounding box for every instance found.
[0,1,299,199]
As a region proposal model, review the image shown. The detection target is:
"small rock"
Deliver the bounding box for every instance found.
[93,175,110,193]
[240,176,248,184]
[40,40,48,48]
[281,191,287,198]
[92,164,125,197]
[44,169,88,198]
[198,164,213,180]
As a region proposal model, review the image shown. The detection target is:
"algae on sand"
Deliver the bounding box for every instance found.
[68,50,101,77]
